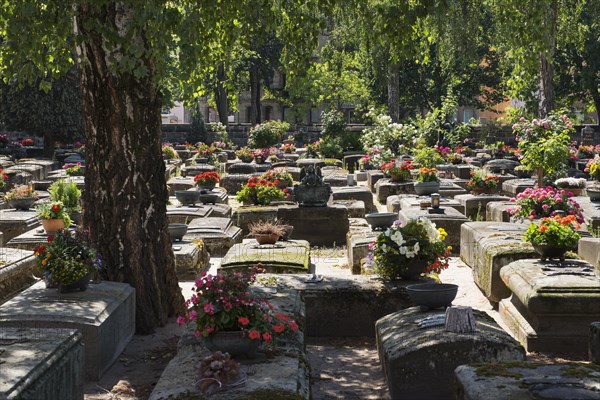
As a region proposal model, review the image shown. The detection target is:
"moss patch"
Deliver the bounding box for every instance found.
[474,361,545,379]
[237,389,301,400]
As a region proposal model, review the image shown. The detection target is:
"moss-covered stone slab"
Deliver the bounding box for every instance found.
[455,194,510,220]
[455,362,600,400]
[184,217,243,256]
[331,185,375,213]
[172,241,210,280]
[220,239,310,274]
[485,200,513,222]
[500,259,600,357]
[502,178,536,197]
[377,307,525,400]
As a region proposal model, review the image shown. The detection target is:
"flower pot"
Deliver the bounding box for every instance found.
[587,187,600,201]
[560,188,584,196]
[204,331,260,358]
[198,192,219,204]
[398,259,429,280]
[413,181,440,196]
[41,218,65,234]
[406,283,459,311]
[365,212,398,230]
[175,190,201,206]
[197,183,216,191]
[58,273,91,293]
[255,233,279,245]
[531,243,569,262]
[8,197,36,210]
[168,224,188,241]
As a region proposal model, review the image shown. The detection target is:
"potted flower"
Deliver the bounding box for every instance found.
[236,147,255,163]
[523,215,581,261]
[466,169,500,195]
[281,143,296,154]
[507,186,585,223]
[381,159,414,183]
[63,162,84,177]
[49,179,82,224]
[446,153,465,165]
[162,144,179,160]
[177,270,298,356]
[554,177,586,196]
[585,155,600,181]
[249,220,285,245]
[260,168,293,189]
[36,201,72,233]
[413,167,440,195]
[363,218,451,280]
[5,185,38,210]
[20,138,34,147]
[34,229,100,292]
[236,177,287,206]
[194,171,220,190]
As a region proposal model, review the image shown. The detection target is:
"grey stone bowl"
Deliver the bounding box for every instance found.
[168,224,188,241]
[406,283,458,310]
[365,212,398,230]
[175,190,201,206]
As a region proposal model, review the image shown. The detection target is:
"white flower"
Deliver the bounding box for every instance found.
[390,231,404,246]
[381,244,389,253]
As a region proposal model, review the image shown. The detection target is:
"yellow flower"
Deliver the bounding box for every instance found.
[437,228,448,241]
[41,259,47,266]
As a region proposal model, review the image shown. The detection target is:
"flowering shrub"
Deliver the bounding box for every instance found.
[34,229,100,285]
[508,186,584,223]
[554,177,586,189]
[194,172,220,187]
[260,168,293,187]
[248,120,290,148]
[195,143,220,164]
[63,162,83,176]
[361,110,417,155]
[434,144,452,158]
[20,138,34,146]
[585,155,600,181]
[253,147,275,163]
[416,167,439,182]
[364,218,451,280]
[512,115,573,183]
[281,143,296,153]
[466,169,499,190]
[523,215,581,249]
[162,144,179,160]
[236,147,255,162]
[0,168,8,188]
[177,271,298,348]
[413,147,444,168]
[381,159,414,182]
[236,177,287,205]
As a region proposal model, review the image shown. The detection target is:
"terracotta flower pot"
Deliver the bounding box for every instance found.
[255,233,279,245]
[41,218,65,234]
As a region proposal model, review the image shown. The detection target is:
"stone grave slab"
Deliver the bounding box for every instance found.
[0,328,84,400]
[166,203,212,224]
[164,163,179,181]
[232,205,278,235]
[346,230,378,274]
[7,226,57,251]
[332,199,365,218]
[166,176,195,195]
[0,281,135,380]
[375,179,412,202]
[220,173,258,194]
[220,239,310,274]
[367,170,384,193]
[450,164,474,180]
[455,362,600,400]
[6,164,44,181]
[579,237,600,272]
[227,162,257,174]
[206,203,232,218]
[322,168,349,187]
[387,194,464,214]
[397,207,468,251]
[502,178,536,197]
[455,193,510,220]
[439,179,469,197]
[578,196,600,232]
[180,163,216,177]
[331,186,375,213]
[376,307,525,400]
[343,154,364,173]
[19,159,57,178]
[172,241,210,280]
[354,170,368,182]
[251,161,271,173]
[0,209,40,243]
[184,217,243,256]
[0,248,36,304]
[46,174,85,189]
[485,200,513,222]
[484,158,520,174]
[277,205,349,246]
[500,259,600,357]
[296,158,325,169]
[460,222,535,303]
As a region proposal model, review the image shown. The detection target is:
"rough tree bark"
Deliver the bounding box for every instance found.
[538,1,557,118]
[249,63,261,124]
[215,63,229,126]
[387,63,400,123]
[74,2,184,334]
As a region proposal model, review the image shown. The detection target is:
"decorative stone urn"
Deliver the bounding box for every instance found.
[293,165,332,207]
[413,181,440,196]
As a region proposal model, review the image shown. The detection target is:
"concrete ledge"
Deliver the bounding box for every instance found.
[0,248,36,304]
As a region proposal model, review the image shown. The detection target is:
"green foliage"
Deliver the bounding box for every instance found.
[49,179,82,213]
[523,216,581,249]
[248,120,289,148]
[318,110,361,158]
[361,110,417,156]
[413,148,444,168]
[36,201,72,226]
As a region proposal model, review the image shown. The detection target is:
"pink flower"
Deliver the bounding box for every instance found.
[542,204,549,210]
[203,303,215,315]
[188,310,197,321]
[248,330,260,340]
[176,315,187,325]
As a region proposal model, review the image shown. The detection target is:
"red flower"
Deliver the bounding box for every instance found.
[273,323,285,333]
[262,332,272,342]
[238,316,250,326]
[47,235,55,243]
[51,204,61,213]
[248,330,260,340]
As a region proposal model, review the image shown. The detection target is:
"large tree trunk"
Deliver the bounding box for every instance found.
[591,89,600,125]
[387,63,400,122]
[215,64,229,126]
[74,2,184,334]
[538,1,557,118]
[249,63,261,124]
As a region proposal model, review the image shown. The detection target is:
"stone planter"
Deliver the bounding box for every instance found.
[531,243,568,262]
[41,218,65,234]
[405,283,458,311]
[365,212,398,230]
[558,187,584,196]
[58,273,91,293]
[175,190,201,206]
[7,197,36,210]
[168,224,188,241]
[586,187,600,201]
[204,331,259,358]
[413,181,440,196]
